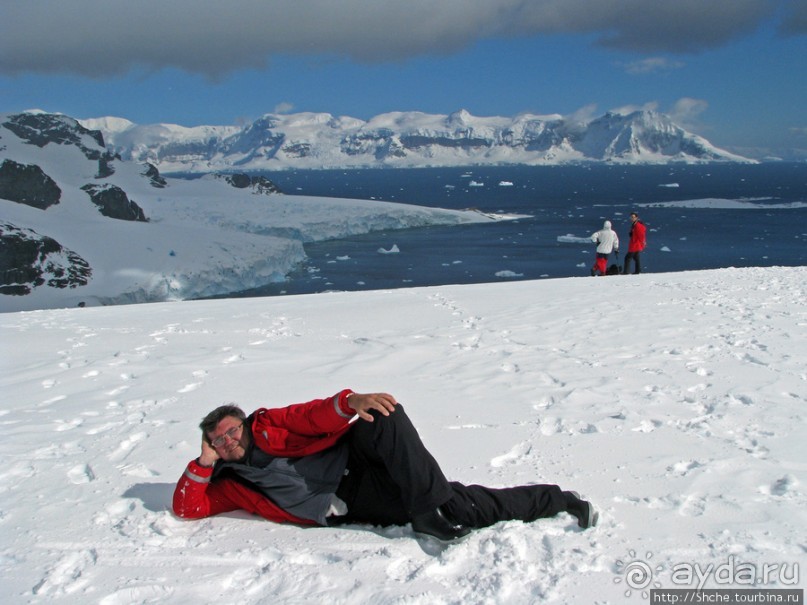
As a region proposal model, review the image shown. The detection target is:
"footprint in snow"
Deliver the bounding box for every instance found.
[32,549,97,596]
[666,460,703,476]
[759,474,798,497]
[99,584,175,604]
[105,378,131,394]
[678,493,707,517]
[54,417,84,431]
[490,442,532,467]
[108,432,147,463]
[39,395,66,407]
[631,419,662,433]
[67,464,96,484]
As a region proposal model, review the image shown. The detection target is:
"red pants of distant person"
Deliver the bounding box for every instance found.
[592,254,608,276]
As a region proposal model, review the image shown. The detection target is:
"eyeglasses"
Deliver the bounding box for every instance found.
[210,422,243,448]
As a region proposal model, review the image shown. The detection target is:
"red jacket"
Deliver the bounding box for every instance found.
[628,220,647,253]
[172,389,356,525]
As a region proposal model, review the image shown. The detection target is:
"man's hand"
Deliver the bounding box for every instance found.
[198,436,220,467]
[347,392,398,422]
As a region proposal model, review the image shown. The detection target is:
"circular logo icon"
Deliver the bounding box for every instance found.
[624,559,653,590]
[614,550,663,598]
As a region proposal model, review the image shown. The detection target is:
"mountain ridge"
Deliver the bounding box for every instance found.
[81,108,754,173]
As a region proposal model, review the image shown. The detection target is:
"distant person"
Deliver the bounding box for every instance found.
[590,220,619,276]
[623,212,647,275]
[173,390,598,543]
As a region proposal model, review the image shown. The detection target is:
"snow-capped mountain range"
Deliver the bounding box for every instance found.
[0,111,491,312]
[82,108,753,172]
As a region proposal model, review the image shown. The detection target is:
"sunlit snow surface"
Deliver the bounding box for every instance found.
[1,266,805,603]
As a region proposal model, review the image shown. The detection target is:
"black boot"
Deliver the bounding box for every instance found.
[411,507,471,542]
[563,491,598,529]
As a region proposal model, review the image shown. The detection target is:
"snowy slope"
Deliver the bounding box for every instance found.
[1,266,804,603]
[1,112,494,312]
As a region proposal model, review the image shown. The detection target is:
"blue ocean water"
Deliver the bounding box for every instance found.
[227,164,807,297]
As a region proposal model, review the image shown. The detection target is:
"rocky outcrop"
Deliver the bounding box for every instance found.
[218,173,282,195]
[2,112,106,160]
[0,159,62,210]
[141,163,167,188]
[96,151,121,179]
[80,183,148,221]
[0,222,92,295]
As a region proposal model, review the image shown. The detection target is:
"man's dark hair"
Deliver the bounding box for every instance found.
[199,405,247,441]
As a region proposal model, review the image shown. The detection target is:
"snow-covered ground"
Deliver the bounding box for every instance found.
[2,266,805,604]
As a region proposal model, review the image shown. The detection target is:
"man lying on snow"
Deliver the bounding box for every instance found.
[173,390,598,541]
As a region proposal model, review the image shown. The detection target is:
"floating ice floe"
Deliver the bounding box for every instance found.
[495,270,523,278]
[557,234,593,244]
[641,198,807,210]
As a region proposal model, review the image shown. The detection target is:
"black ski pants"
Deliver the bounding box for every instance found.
[623,251,642,274]
[332,405,565,529]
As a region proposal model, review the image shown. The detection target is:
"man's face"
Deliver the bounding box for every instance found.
[207,415,249,462]
[630,214,638,222]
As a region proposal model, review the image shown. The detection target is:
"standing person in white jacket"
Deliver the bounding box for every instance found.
[590,220,619,276]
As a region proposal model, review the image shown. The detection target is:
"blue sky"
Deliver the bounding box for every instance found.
[1,1,805,158]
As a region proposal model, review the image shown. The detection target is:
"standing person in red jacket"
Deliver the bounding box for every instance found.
[173,389,598,542]
[623,212,647,274]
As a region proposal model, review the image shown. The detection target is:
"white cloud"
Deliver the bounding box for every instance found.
[0,1,790,78]
[622,57,685,75]
[565,104,600,125]
[609,102,659,116]
[671,97,708,117]
[274,102,295,114]
[669,98,709,131]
